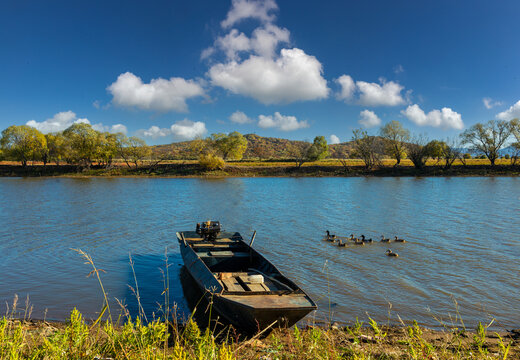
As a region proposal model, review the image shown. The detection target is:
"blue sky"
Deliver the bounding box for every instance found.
[1,0,519,145]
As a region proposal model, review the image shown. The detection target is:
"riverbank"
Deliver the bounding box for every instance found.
[1,162,520,178]
[2,314,518,359]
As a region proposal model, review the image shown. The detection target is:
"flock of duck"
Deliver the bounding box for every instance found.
[324,230,405,257]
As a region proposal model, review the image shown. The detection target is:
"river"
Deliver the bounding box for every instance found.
[0,177,519,329]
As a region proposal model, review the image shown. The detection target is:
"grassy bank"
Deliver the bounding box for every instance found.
[1,159,520,178]
[2,310,519,359]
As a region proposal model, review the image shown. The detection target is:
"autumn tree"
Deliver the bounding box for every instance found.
[439,138,463,169]
[460,120,514,166]
[0,125,47,166]
[406,135,433,169]
[287,142,311,168]
[351,129,383,169]
[380,120,410,166]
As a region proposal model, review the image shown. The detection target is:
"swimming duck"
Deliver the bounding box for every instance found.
[380,235,390,242]
[337,239,347,247]
[349,234,359,242]
[325,230,337,242]
[386,249,399,257]
[360,235,373,243]
[394,236,406,243]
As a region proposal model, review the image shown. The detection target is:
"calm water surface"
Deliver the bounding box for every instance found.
[0,177,519,329]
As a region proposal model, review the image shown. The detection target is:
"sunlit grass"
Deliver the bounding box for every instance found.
[1,249,518,359]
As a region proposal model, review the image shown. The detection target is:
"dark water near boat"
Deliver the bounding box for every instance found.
[1,177,519,330]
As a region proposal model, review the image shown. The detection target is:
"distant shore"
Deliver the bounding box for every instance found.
[1,161,520,178]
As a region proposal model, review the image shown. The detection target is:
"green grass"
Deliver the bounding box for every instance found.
[1,249,518,359]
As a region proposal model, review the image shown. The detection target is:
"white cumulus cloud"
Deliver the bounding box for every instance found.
[107,72,205,112]
[336,75,406,106]
[336,75,356,101]
[258,112,308,131]
[221,0,278,28]
[483,97,503,109]
[137,126,172,139]
[26,111,126,134]
[402,104,464,130]
[209,48,328,104]
[330,134,340,144]
[170,119,207,141]
[229,110,253,124]
[358,110,381,128]
[496,100,520,120]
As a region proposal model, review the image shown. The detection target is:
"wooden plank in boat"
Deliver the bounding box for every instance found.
[238,275,268,292]
[185,237,203,241]
[222,277,243,292]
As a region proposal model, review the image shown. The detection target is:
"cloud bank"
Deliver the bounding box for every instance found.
[26,111,126,134]
[258,112,309,131]
[137,119,207,141]
[358,110,381,128]
[402,104,464,130]
[336,75,406,106]
[496,100,520,121]
[107,72,205,112]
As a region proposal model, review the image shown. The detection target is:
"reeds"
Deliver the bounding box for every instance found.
[1,249,518,359]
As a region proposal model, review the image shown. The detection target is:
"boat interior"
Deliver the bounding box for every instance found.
[181,231,297,294]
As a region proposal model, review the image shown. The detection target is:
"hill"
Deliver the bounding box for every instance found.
[150,134,355,160]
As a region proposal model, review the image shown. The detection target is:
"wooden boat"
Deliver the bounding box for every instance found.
[177,221,317,334]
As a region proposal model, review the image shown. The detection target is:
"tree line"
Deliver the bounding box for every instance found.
[0,123,151,168]
[1,118,519,170]
[346,118,520,170]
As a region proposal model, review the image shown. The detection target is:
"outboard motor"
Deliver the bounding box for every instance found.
[197,220,221,241]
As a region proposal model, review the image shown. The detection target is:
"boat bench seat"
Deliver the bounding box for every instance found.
[198,251,249,258]
[219,272,270,292]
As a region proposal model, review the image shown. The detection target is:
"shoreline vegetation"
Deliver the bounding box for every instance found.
[2,311,519,359]
[1,159,520,178]
[2,118,520,179]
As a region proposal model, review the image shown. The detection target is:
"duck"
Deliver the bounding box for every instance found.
[380,235,390,242]
[350,235,364,246]
[337,239,348,247]
[360,235,373,243]
[386,249,399,257]
[394,236,406,243]
[325,230,337,242]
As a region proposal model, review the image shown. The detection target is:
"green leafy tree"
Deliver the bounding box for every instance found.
[126,136,151,168]
[460,120,514,166]
[306,136,329,161]
[425,140,445,164]
[45,133,66,165]
[114,133,150,168]
[96,132,118,168]
[0,125,47,166]
[211,131,248,160]
[379,120,410,166]
[62,123,100,168]
[351,129,383,169]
